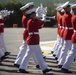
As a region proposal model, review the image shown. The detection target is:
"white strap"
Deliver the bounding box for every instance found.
[74,30,76,32]
[65,27,73,30]
[0,23,4,26]
[29,32,39,35]
[62,26,64,28]
[60,26,62,28]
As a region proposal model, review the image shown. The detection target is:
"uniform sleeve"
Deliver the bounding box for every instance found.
[60,17,62,26]
[22,17,28,28]
[73,17,76,29]
[37,19,44,29]
[27,19,32,32]
[62,16,65,27]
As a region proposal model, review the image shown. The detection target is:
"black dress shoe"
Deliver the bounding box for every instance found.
[53,54,56,57]
[42,68,52,74]
[61,68,72,73]
[14,64,20,68]
[43,56,46,59]
[36,65,40,69]
[19,69,29,73]
[0,55,7,61]
[73,59,75,62]
[5,52,11,56]
[58,65,63,68]
[55,57,58,60]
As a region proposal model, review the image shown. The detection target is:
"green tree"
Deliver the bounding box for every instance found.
[44,2,57,27]
[0,0,57,27]
[0,0,24,27]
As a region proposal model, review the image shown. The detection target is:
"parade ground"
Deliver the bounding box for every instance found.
[0,28,76,75]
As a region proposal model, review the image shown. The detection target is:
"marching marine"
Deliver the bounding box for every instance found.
[19,7,52,74]
[0,10,10,61]
[56,8,65,60]
[53,6,64,59]
[58,1,73,68]
[61,4,76,73]
[14,2,39,68]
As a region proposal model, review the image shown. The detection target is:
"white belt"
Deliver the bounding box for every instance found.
[74,30,76,32]
[65,27,73,30]
[0,23,4,26]
[60,26,64,28]
[29,32,39,35]
[24,28,28,30]
[62,26,64,28]
[60,26,62,28]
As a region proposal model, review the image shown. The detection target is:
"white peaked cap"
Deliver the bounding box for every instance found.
[26,8,36,14]
[58,7,63,11]
[71,4,76,8]
[20,2,34,11]
[61,1,70,8]
[56,6,62,11]
[61,9,65,13]
[56,6,60,10]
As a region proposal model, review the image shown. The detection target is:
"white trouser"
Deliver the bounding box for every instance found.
[15,41,27,65]
[53,34,61,55]
[20,45,48,70]
[58,40,72,65]
[15,41,38,65]
[0,32,7,53]
[0,33,5,57]
[56,37,64,59]
[62,43,76,69]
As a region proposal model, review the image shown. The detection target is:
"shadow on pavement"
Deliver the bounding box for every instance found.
[0,63,15,68]
[0,69,18,73]
[3,60,15,63]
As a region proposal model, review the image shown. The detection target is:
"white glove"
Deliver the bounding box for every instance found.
[4,10,8,17]
[0,12,3,19]
[1,10,8,17]
[41,14,46,22]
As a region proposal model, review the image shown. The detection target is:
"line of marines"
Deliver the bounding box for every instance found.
[0,1,76,74]
[14,1,76,74]
[52,1,76,73]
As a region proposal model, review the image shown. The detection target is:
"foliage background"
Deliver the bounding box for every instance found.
[0,0,58,27]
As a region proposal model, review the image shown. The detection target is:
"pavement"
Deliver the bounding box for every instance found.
[0,28,76,75]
